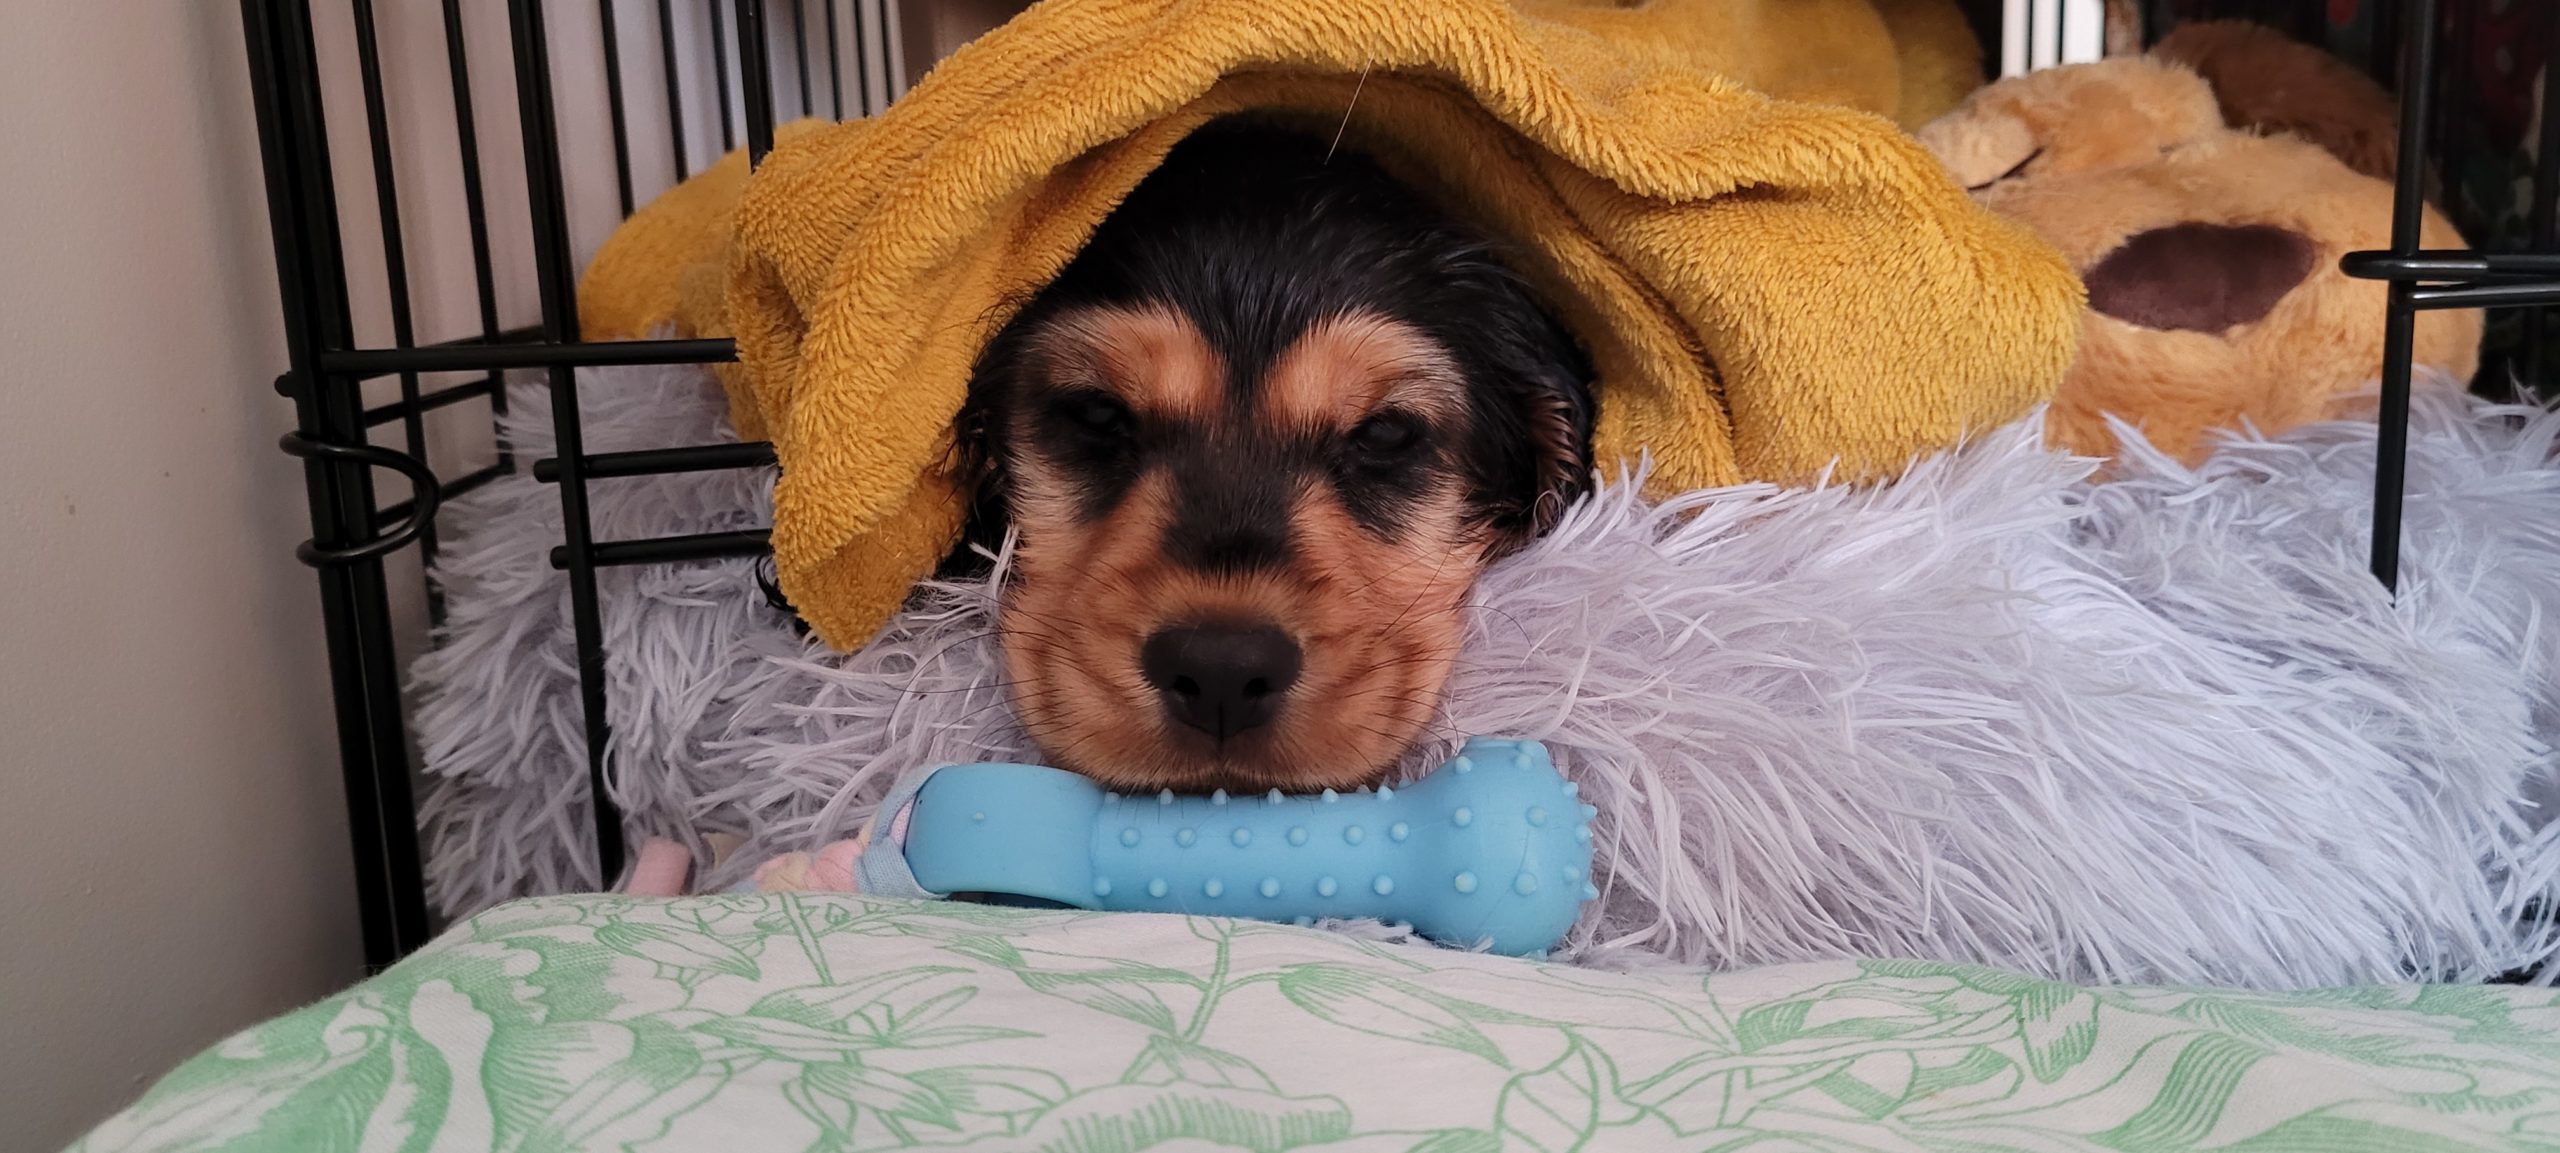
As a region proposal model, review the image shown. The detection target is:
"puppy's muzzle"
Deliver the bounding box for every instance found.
[1140,622,1302,743]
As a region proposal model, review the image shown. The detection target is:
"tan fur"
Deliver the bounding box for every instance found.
[1921,58,2482,465]
[1262,314,1467,431]
[1917,57,2224,191]
[1037,305,1224,421]
[999,309,1483,791]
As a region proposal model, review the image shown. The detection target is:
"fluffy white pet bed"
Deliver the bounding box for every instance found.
[415,366,2560,989]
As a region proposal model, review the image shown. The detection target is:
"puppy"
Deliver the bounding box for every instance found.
[953,118,1596,793]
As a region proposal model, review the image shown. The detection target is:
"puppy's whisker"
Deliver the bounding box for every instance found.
[899,678,1032,699]
[1324,66,1372,164]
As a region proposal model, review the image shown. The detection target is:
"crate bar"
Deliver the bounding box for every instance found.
[709,0,736,151]
[551,530,775,570]
[282,435,440,565]
[350,0,437,571]
[377,461,505,529]
[322,337,736,375]
[2370,0,2437,593]
[2339,249,2560,310]
[824,0,842,117]
[439,0,503,343]
[2059,0,2100,65]
[323,324,550,380]
[2364,0,2386,80]
[532,441,777,482]
[850,0,873,115]
[2527,11,2560,391]
[2030,0,2061,71]
[2342,251,2560,278]
[509,0,627,886]
[738,0,778,163]
[598,0,637,216]
[790,0,813,116]
[2433,0,2472,221]
[437,0,510,468]
[241,0,432,971]
[2408,282,2560,310]
[657,0,691,179]
[1999,0,2027,76]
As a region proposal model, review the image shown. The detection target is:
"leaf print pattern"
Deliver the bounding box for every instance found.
[1493,1038,1648,1152]
[595,920,760,979]
[1276,965,1513,1068]
[71,896,2560,1153]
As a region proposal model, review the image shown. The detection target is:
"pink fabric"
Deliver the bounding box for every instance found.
[623,838,693,896]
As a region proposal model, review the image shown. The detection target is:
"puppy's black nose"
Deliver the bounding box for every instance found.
[1141,624,1302,742]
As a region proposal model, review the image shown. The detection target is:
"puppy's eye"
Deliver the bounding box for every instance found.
[1053,392,1133,440]
[1347,412,1424,456]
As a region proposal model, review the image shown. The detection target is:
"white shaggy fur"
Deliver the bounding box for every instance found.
[416,366,2560,988]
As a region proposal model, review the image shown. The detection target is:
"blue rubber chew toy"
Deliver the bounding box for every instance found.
[888,737,1596,955]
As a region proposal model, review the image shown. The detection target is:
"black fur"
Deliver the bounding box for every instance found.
[948,117,1596,573]
[1162,430,1301,574]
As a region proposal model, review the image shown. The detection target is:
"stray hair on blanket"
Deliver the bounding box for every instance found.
[416,364,2560,989]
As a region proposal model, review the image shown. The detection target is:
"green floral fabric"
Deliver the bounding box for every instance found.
[73,895,2560,1151]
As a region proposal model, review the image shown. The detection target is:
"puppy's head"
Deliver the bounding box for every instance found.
[955,121,1594,792]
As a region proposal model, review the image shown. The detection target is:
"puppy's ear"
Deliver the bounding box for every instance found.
[1515,358,1597,539]
[1475,305,1597,554]
[939,322,1029,579]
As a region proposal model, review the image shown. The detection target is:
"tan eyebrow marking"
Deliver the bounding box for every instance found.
[1032,304,1224,422]
[1260,311,1465,432]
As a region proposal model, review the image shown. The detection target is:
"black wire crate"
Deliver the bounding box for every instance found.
[241,0,2559,972]
[242,0,880,970]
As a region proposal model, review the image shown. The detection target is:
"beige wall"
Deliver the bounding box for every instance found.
[0,5,365,1147]
[0,2,960,1143]
[898,0,1029,80]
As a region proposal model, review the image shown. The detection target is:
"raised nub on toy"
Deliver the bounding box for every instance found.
[893,738,1596,955]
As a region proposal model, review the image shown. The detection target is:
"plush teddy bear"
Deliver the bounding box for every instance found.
[2151,19,2405,182]
[1918,54,2482,464]
[1516,0,1985,128]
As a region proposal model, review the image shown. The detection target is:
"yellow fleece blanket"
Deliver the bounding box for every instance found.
[582,0,2081,651]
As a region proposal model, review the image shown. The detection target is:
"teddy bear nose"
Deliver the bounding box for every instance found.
[1141,624,1303,743]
